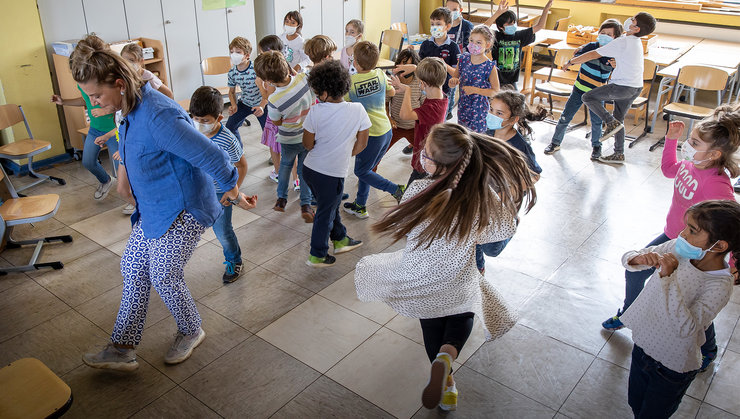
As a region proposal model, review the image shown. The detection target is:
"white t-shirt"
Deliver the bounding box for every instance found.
[279,33,310,71]
[141,69,163,90]
[303,101,371,178]
[595,35,644,88]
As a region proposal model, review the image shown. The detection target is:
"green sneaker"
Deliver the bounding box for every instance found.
[333,236,363,254]
[343,201,369,219]
[391,184,406,204]
[306,254,336,267]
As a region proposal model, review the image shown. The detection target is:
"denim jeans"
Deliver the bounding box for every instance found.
[582,84,642,154]
[303,166,347,258]
[551,87,603,147]
[446,86,456,116]
[277,142,313,205]
[213,192,242,263]
[225,101,268,145]
[628,345,698,419]
[83,126,118,184]
[475,239,511,270]
[353,130,396,206]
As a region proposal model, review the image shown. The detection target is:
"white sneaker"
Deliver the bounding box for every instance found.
[163,328,206,364]
[82,343,138,371]
[268,170,279,183]
[293,179,300,191]
[122,204,135,215]
[94,178,114,200]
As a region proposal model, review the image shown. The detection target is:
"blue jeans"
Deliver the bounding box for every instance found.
[582,83,642,154]
[628,345,698,419]
[353,130,396,206]
[475,239,511,271]
[83,126,118,184]
[303,166,347,258]
[551,87,603,147]
[213,192,241,263]
[225,101,268,145]
[277,142,313,205]
[447,86,456,116]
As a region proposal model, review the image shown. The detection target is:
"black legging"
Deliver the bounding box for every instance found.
[420,312,475,363]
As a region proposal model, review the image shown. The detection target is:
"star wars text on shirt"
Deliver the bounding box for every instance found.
[354,77,381,97]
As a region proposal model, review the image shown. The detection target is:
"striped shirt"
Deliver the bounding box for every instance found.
[227,62,262,107]
[208,124,243,193]
[573,42,613,93]
[266,72,314,144]
[389,78,423,130]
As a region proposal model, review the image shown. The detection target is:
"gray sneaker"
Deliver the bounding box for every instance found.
[600,121,624,142]
[164,328,206,364]
[122,203,135,215]
[94,178,114,200]
[82,343,139,371]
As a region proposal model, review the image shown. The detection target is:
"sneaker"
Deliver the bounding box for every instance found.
[391,184,406,204]
[544,143,560,155]
[598,152,625,165]
[402,145,413,155]
[446,112,453,121]
[439,384,458,411]
[269,170,279,183]
[94,178,114,200]
[82,343,139,371]
[273,197,287,212]
[343,201,369,219]
[301,204,315,223]
[734,178,740,194]
[164,328,206,364]
[222,261,244,283]
[700,350,717,372]
[306,254,336,267]
[602,310,624,331]
[422,353,452,409]
[122,203,135,215]
[293,179,300,191]
[333,236,363,254]
[600,120,624,142]
[590,146,602,161]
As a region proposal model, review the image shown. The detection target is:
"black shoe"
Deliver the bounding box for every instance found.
[544,143,560,155]
[446,112,453,121]
[734,178,740,194]
[222,261,244,283]
[590,146,602,161]
[402,145,413,155]
[342,193,350,200]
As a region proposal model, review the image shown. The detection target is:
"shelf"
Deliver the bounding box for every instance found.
[143,57,163,65]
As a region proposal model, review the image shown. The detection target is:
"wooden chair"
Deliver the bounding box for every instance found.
[0,105,65,193]
[0,358,73,418]
[0,165,71,275]
[201,56,246,124]
[553,16,571,31]
[379,29,404,62]
[391,22,408,36]
[532,49,580,118]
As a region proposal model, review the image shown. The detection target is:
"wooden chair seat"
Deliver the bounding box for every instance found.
[662,102,715,119]
[535,81,574,96]
[632,96,648,108]
[533,67,578,83]
[0,358,72,419]
[0,139,51,157]
[217,86,230,96]
[0,194,60,224]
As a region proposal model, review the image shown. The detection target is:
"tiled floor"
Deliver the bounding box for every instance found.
[1,107,739,419]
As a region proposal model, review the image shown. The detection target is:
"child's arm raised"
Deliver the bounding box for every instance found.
[532,0,554,33]
[661,120,684,178]
[484,0,509,27]
[393,77,419,121]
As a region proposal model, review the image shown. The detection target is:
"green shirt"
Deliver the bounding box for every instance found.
[78,85,116,132]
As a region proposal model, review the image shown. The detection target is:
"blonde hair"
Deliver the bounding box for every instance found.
[470,25,494,51]
[121,43,143,62]
[69,35,143,116]
[304,35,337,64]
[415,57,447,88]
[229,36,252,57]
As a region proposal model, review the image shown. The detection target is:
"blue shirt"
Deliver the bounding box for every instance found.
[119,83,238,238]
[573,42,613,93]
[487,129,542,174]
[227,62,262,107]
[448,19,474,51]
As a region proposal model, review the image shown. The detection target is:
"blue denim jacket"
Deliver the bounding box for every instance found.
[119,83,238,239]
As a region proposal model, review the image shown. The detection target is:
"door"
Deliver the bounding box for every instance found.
[405,0,420,35]
[196,5,230,87]
[226,0,257,57]
[343,0,362,22]
[274,0,300,37]
[321,0,343,46]
[37,0,88,52]
[161,0,202,101]
[83,0,130,42]
[298,0,322,40]
[390,0,405,29]
[124,0,170,85]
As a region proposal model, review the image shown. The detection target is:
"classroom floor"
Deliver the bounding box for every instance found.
[1,107,739,419]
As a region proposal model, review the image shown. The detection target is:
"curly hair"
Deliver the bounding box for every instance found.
[490,90,547,137]
[307,60,351,99]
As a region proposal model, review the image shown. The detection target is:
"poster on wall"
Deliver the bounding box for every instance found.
[202,0,246,11]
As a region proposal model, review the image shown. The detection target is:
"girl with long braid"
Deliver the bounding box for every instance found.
[354,123,536,411]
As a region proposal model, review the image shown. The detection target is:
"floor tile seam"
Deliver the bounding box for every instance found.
[255,261,325,296]
[0,305,75,345]
[554,350,601,414]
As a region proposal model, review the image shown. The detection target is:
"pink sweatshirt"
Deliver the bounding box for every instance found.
[661,138,734,239]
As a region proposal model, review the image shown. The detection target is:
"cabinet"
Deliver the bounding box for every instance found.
[391,0,420,36]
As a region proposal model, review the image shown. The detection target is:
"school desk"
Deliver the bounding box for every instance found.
[520,29,568,95]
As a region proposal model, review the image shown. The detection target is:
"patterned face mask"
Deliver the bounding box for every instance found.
[430,25,446,39]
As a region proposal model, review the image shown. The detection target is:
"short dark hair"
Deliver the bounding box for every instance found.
[634,12,657,37]
[430,7,452,24]
[189,86,223,118]
[284,10,303,34]
[353,41,379,71]
[258,35,284,53]
[599,19,623,38]
[395,48,421,66]
[254,50,290,83]
[495,11,517,30]
[307,60,351,99]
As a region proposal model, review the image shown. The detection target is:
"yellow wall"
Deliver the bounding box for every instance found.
[364,0,392,52]
[0,0,66,160]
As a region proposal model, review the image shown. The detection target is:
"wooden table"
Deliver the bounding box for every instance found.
[520,29,568,95]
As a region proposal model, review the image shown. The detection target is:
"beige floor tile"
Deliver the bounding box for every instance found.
[385,314,424,346]
[199,266,313,333]
[326,327,429,419]
[706,349,740,415]
[674,396,703,419]
[258,294,380,373]
[547,252,625,308]
[181,335,320,418]
[729,319,740,354]
[0,279,69,342]
[466,324,594,410]
[272,375,393,418]
[10,166,90,193]
[34,248,123,307]
[232,217,308,265]
[199,227,217,244]
[494,236,572,281]
[0,258,32,293]
[484,265,544,309]
[69,206,133,247]
[559,358,632,419]
[135,303,251,383]
[76,284,172,335]
[106,238,128,257]
[318,271,397,325]
[514,206,602,252]
[696,402,740,419]
[130,387,220,419]
[5,216,66,241]
[53,184,126,226]
[687,348,726,401]
[714,302,740,351]
[597,328,634,370]
[54,160,105,186]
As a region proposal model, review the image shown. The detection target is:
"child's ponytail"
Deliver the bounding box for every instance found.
[696,105,740,178]
[492,90,547,137]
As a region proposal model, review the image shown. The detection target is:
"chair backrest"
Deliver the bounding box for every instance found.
[554,48,576,69]
[0,104,24,131]
[643,58,657,82]
[554,16,571,31]
[676,65,730,91]
[380,29,404,62]
[391,22,408,36]
[201,56,232,76]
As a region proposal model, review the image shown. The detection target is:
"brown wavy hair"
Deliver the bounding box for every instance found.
[373,123,537,248]
[696,104,740,178]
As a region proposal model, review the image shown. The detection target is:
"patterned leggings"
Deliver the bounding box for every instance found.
[111,212,205,346]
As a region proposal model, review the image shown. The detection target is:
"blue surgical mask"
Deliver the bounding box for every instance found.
[486,113,504,130]
[597,34,613,46]
[503,24,517,36]
[451,10,461,21]
[674,236,719,260]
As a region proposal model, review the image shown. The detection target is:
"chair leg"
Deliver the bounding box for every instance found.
[15,155,66,194]
[0,230,73,275]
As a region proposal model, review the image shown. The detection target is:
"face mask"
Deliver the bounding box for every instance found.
[681,141,713,165]
[430,25,446,39]
[451,10,461,21]
[503,24,517,36]
[419,82,427,96]
[597,34,613,46]
[486,113,505,130]
[674,236,719,260]
[230,53,245,65]
[194,121,215,135]
[284,25,297,36]
[624,18,634,33]
[467,43,484,55]
[344,35,357,47]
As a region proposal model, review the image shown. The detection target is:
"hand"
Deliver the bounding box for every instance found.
[562,61,571,71]
[94,135,110,146]
[449,77,460,88]
[630,252,662,268]
[666,120,685,140]
[112,151,122,162]
[252,106,264,117]
[51,95,63,105]
[220,185,240,206]
[90,108,106,117]
[393,64,416,77]
[228,104,237,114]
[389,117,398,129]
[236,193,258,210]
[462,85,477,95]
[658,253,679,278]
[608,58,616,67]
[497,0,509,14]
[390,74,407,91]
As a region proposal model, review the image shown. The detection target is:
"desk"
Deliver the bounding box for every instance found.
[520,29,568,95]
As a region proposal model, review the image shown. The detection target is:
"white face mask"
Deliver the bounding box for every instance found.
[345,35,358,47]
[230,53,245,66]
[430,25,446,39]
[284,25,297,36]
[194,121,215,135]
[681,141,713,165]
[624,17,635,33]
[450,10,461,21]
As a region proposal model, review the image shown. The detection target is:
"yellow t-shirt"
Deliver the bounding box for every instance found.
[345,68,392,137]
